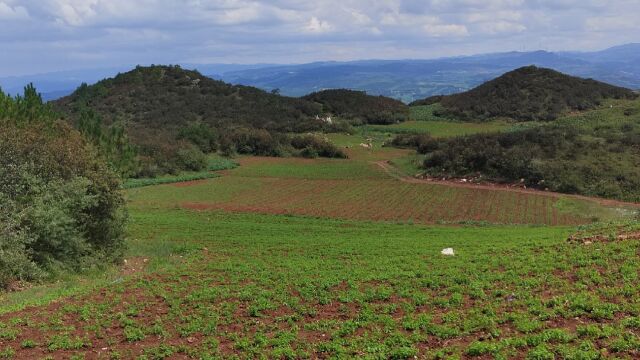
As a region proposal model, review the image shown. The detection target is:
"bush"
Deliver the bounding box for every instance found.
[178,122,217,153]
[221,128,284,157]
[390,134,439,153]
[0,121,126,288]
[177,146,208,171]
[290,134,347,158]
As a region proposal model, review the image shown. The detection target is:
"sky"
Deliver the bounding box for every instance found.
[1,0,639,77]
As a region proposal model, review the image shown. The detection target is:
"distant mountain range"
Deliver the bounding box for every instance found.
[218,43,640,102]
[1,43,639,102]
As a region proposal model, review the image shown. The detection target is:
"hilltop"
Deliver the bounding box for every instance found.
[55,65,322,133]
[430,66,637,121]
[302,89,409,124]
[54,65,351,176]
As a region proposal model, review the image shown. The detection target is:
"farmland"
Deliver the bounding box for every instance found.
[1,117,639,359]
[2,210,640,359]
[128,143,631,226]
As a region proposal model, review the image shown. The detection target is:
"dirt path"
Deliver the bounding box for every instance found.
[374,160,640,209]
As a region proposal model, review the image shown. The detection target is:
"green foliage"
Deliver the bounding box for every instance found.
[54,65,328,173]
[429,66,637,121]
[302,89,410,125]
[77,109,138,178]
[290,134,348,159]
[0,87,126,289]
[218,128,347,159]
[176,146,208,171]
[122,172,218,189]
[207,156,239,171]
[417,110,640,201]
[178,122,217,153]
[0,84,57,125]
[389,134,438,153]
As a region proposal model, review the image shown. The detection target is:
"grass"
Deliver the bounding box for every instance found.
[123,171,218,189]
[1,210,640,358]
[122,155,238,189]
[126,154,627,226]
[358,105,521,137]
[1,115,639,358]
[362,120,512,137]
[229,156,387,180]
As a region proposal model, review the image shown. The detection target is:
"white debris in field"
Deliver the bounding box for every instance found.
[441,248,455,256]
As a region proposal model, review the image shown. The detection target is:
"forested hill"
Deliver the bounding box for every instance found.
[302,89,409,124]
[55,65,323,133]
[426,66,637,121]
[53,65,350,177]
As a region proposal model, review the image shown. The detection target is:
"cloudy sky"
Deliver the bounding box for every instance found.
[1,0,639,76]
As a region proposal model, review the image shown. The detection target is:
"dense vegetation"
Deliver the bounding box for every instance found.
[402,99,640,201]
[302,89,409,125]
[55,65,348,177]
[417,66,637,121]
[0,86,126,289]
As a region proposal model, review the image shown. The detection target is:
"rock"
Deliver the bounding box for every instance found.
[441,248,455,256]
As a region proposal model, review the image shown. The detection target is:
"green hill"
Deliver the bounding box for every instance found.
[419,66,637,121]
[398,98,640,201]
[54,65,348,175]
[55,65,325,133]
[302,89,409,124]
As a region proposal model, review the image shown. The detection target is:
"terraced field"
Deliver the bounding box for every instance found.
[2,211,640,359]
[128,153,629,226]
[1,131,639,359]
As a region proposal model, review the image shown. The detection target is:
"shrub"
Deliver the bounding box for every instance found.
[178,122,217,153]
[177,146,208,171]
[221,128,284,157]
[390,134,439,153]
[0,120,126,288]
[290,134,347,159]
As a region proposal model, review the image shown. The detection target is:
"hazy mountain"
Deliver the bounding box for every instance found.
[3,44,639,103]
[219,45,640,102]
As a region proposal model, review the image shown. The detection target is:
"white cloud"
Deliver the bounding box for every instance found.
[585,16,639,31]
[424,23,469,37]
[477,21,527,34]
[0,1,29,20]
[305,16,333,33]
[1,0,639,76]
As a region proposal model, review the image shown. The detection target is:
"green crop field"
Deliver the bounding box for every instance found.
[2,210,640,359]
[362,120,512,137]
[1,126,639,359]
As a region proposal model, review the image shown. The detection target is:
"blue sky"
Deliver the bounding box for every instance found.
[1,0,639,76]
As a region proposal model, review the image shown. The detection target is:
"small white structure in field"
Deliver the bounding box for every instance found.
[315,115,333,124]
[360,143,371,149]
[441,248,455,256]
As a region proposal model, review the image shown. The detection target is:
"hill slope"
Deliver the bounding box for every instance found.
[399,98,640,202]
[54,66,354,175]
[302,89,409,124]
[432,66,637,121]
[55,65,322,133]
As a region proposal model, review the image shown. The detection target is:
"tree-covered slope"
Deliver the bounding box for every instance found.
[395,98,640,202]
[302,89,409,124]
[427,66,637,121]
[55,65,323,133]
[54,66,350,175]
